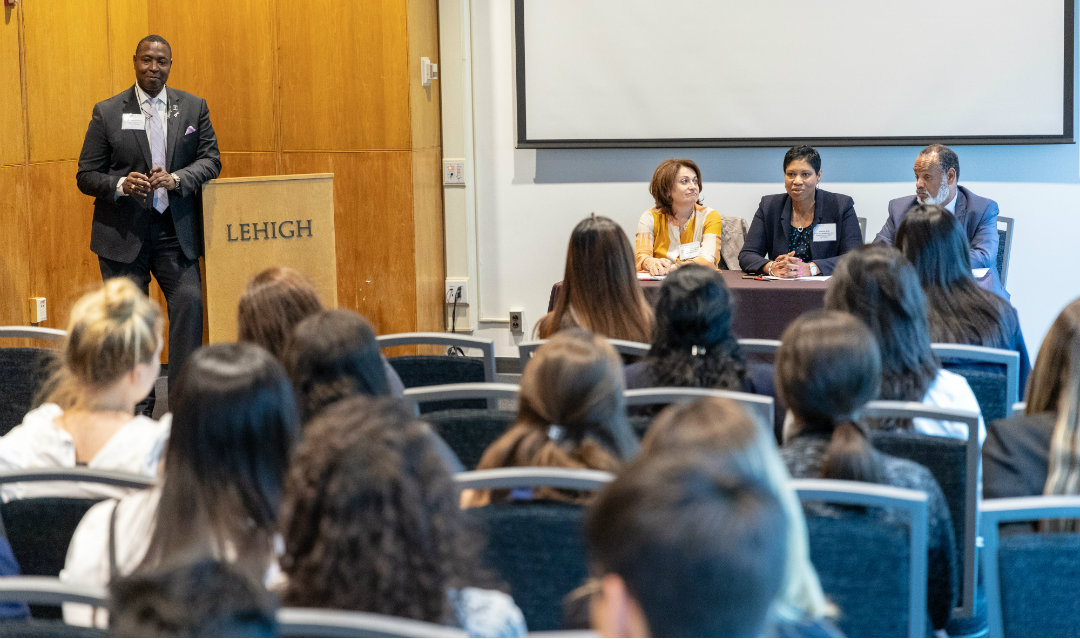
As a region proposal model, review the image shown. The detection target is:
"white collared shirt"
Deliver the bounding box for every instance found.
[115,84,170,197]
[944,188,958,214]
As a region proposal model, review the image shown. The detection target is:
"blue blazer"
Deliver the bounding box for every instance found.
[739,188,862,275]
[874,185,999,270]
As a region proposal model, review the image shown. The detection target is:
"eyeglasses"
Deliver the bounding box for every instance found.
[677,176,700,186]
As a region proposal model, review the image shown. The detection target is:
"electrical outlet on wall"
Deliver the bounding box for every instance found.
[445,279,469,304]
[509,308,524,334]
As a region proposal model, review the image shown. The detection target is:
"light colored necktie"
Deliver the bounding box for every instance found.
[146,97,168,213]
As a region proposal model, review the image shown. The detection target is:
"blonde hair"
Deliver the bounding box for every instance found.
[52,278,162,404]
[643,397,833,622]
[474,329,636,503]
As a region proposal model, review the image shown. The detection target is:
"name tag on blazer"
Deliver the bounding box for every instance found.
[121,113,144,130]
[813,223,837,242]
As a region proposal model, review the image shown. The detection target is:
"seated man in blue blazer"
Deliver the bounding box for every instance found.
[875,144,999,270]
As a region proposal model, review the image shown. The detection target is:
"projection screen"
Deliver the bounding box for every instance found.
[515,0,1074,147]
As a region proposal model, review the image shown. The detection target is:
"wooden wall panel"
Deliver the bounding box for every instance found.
[279,152,417,335]
[0,166,30,325]
[219,152,279,179]
[149,0,276,152]
[277,0,410,151]
[26,161,102,330]
[0,9,27,166]
[408,0,442,151]
[105,0,149,95]
[22,0,111,162]
[412,149,444,331]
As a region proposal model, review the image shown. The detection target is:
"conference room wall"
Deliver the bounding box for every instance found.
[0,0,444,354]
[442,0,1078,360]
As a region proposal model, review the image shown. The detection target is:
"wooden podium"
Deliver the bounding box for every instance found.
[202,174,337,342]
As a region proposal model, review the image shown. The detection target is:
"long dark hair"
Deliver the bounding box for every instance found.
[643,264,745,390]
[237,266,323,362]
[825,245,938,412]
[280,396,494,623]
[895,204,1012,346]
[777,311,882,482]
[140,343,300,577]
[283,309,391,422]
[537,214,653,343]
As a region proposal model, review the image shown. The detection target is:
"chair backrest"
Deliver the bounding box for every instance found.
[277,606,468,638]
[0,348,60,438]
[857,216,867,242]
[518,339,650,372]
[0,327,67,343]
[623,387,774,433]
[791,478,929,638]
[719,215,749,269]
[862,400,980,618]
[0,469,154,577]
[931,343,1019,421]
[0,575,107,636]
[996,215,1014,286]
[736,338,781,356]
[420,408,518,471]
[981,495,1080,637]
[455,469,612,632]
[377,333,497,411]
[1012,400,1026,414]
[402,382,519,414]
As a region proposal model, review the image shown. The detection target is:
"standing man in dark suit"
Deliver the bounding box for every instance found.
[77,35,220,409]
[874,144,999,270]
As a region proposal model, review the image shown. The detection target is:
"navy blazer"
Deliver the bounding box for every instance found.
[738,188,862,275]
[77,86,221,263]
[874,185,999,270]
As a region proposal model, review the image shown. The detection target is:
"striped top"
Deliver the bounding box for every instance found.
[635,204,722,270]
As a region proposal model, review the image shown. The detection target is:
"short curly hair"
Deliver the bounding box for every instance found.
[279,396,494,623]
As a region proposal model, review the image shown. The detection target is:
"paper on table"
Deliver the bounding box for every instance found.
[761,275,831,281]
[637,272,665,281]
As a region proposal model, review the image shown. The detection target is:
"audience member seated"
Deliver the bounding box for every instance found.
[61,343,300,628]
[237,266,404,396]
[536,214,653,343]
[984,299,1080,499]
[635,159,722,276]
[108,558,277,637]
[825,245,985,442]
[585,450,786,637]
[279,395,526,637]
[463,329,635,508]
[776,310,959,631]
[282,309,391,423]
[623,264,779,431]
[739,145,862,277]
[0,278,168,501]
[874,144,1000,271]
[896,204,1030,389]
[641,397,839,636]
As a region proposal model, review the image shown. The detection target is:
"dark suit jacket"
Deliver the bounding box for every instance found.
[874,185,999,270]
[77,86,221,263]
[738,188,862,275]
[983,411,1055,500]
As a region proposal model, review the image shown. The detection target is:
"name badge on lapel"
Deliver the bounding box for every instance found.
[813,223,837,242]
[121,113,144,130]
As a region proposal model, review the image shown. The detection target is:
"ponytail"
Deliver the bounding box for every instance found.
[822,420,881,484]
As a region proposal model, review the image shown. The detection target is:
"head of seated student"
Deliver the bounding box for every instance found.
[1027,299,1080,414]
[641,397,832,627]
[825,245,937,413]
[586,451,787,638]
[777,310,883,482]
[895,203,1012,346]
[279,396,502,626]
[44,277,163,413]
[649,158,704,220]
[237,266,324,363]
[537,214,653,343]
[642,263,745,390]
[283,309,390,423]
[109,557,277,638]
[470,328,634,506]
[141,342,299,578]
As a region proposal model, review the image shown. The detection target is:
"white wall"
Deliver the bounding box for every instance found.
[441,0,1079,360]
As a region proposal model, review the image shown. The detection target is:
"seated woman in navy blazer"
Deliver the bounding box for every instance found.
[739,146,862,277]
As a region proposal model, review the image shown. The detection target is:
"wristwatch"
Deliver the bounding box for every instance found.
[171,173,181,191]
[809,263,820,276]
